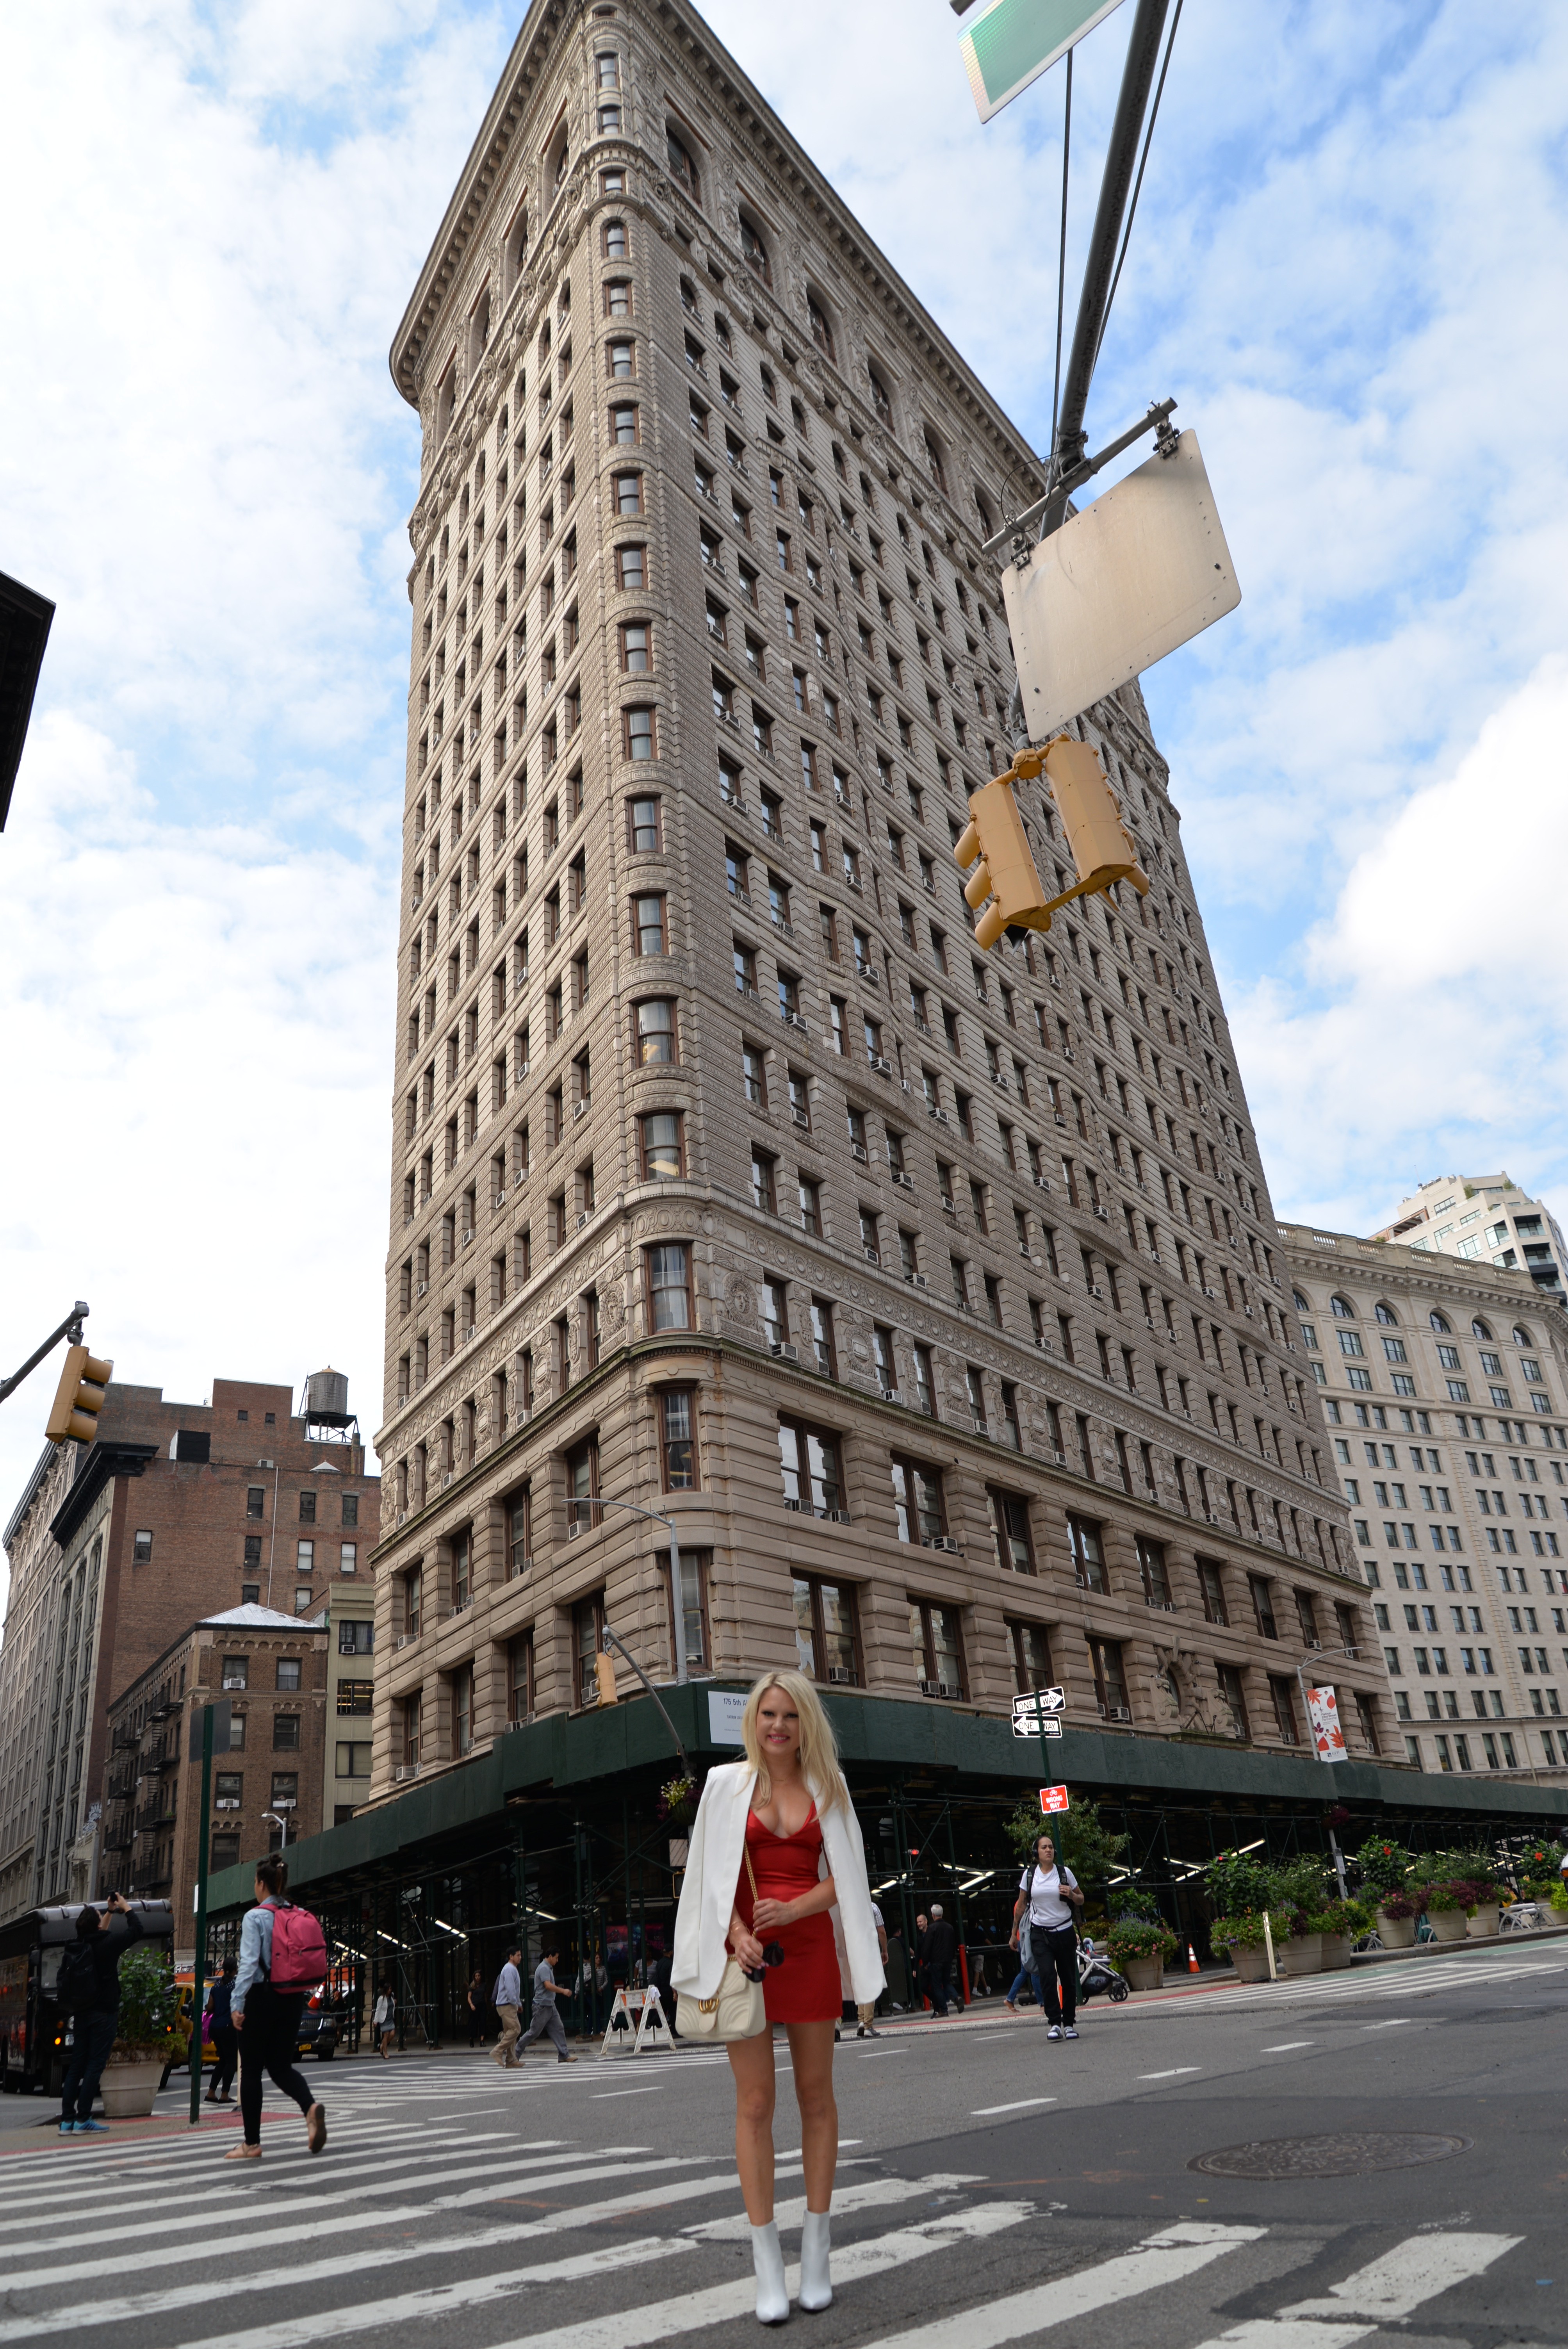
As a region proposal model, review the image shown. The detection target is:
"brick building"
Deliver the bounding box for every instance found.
[99,1604,330,1948]
[0,1373,377,1923]
[1282,1221,1568,1780]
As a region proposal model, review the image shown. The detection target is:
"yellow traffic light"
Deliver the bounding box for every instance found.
[954,774,1053,952]
[1042,736,1150,901]
[45,1346,113,1445]
[594,1649,619,1707]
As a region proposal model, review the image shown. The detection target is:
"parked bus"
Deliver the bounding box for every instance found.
[0,1902,174,2097]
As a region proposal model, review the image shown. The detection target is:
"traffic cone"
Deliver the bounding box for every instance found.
[1187,1943,1201,1975]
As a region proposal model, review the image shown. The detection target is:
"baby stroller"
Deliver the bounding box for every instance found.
[1076,1935,1129,2004]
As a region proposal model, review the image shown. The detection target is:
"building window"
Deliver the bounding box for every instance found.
[508,1633,535,1727]
[751,1148,777,1213]
[666,127,699,199]
[633,893,666,954]
[337,1619,374,1655]
[1067,1513,1106,1593]
[793,1575,859,1683]
[624,707,657,762]
[276,1657,302,1692]
[1217,1662,1251,1740]
[298,1491,317,1523]
[506,1485,532,1578]
[269,1772,299,1811]
[450,1529,471,1610]
[1137,1536,1172,1607]
[574,1593,607,1707]
[246,1487,265,1520]
[335,1742,372,1779]
[989,1488,1035,1574]
[779,1422,845,1518]
[336,1680,373,1716]
[1269,1676,1301,1744]
[222,1656,249,1691]
[1087,1636,1130,1720]
[1249,1574,1279,1640]
[1354,1691,1381,1754]
[133,1530,153,1564]
[639,1110,684,1182]
[891,1457,946,1543]
[566,1437,600,1536]
[616,543,645,588]
[296,1539,314,1579]
[645,1242,692,1331]
[214,1772,244,1812]
[660,1388,697,1489]
[910,1600,965,1697]
[273,1713,301,1751]
[244,1535,262,1570]
[635,998,677,1064]
[451,1665,474,1758]
[340,1543,358,1574]
[1007,1618,1053,1695]
[401,1694,421,1767]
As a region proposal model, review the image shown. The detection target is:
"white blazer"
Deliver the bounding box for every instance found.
[671,1759,887,2006]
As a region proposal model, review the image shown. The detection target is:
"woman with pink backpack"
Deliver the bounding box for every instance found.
[226,1854,329,2160]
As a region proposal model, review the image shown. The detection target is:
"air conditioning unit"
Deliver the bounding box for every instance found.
[783,1496,803,1511]
[1093,1206,1109,1222]
[868,1054,893,1075]
[1032,1175,1051,1192]
[855,964,878,986]
[449,1599,471,1617]
[396,1632,418,1651]
[737,980,759,999]
[394,1764,422,1782]
[573,1101,587,1120]
[508,1554,534,1580]
[924,1535,960,1553]
[783,1011,809,1032]
[495,1188,506,1205]
[1100,1704,1132,1723]
[825,1509,853,1525]
[846,874,863,892]
[576,1211,588,1229]
[1203,1286,1219,1298]
[1244,1305,1255,1319]
[1062,1046,1075,1062]
[1052,1448,1068,1464]
[928,1107,950,1125]
[1033,1336,1053,1353]
[1018,1244,1032,1261]
[863,1246,880,1264]
[940,1193,957,1213]
[1089,1285,1105,1301]
[850,1142,869,1162]
[417,1279,429,1296]
[461,1228,474,1244]
[919,1678,960,1699]
[793,1109,811,1129]
[441,1471,453,1488]
[827,1666,856,1684]
[907,1272,928,1289]
[893,1171,915,1191]
[989,1070,1009,1089]
[215,1798,241,1812]
[771,1342,799,1362]
[880,1387,902,1404]
[462,1326,476,1343]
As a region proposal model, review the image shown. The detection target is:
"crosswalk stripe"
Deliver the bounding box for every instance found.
[0,2153,703,2292]
[1280,2230,1522,2319]
[478,2201,1038,2349]
[0,2128,514,2225]
[173,2235,691,2349]
[684,2172,985,2241]
[840,2221,1267,2349]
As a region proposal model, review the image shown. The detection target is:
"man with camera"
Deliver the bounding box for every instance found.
[58,1891,145,2133]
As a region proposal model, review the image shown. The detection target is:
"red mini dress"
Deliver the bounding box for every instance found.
[732,1803,842,2023]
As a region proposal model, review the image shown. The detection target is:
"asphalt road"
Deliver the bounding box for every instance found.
[1,1937,1564,2349]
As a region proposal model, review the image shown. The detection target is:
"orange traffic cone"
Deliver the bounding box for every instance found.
[1187,1943,1201,1974]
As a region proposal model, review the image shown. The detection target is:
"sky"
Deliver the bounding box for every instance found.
[3,0,1567,1526]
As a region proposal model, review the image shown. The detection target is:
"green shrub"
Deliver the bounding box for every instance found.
[1376,1889,1417,1921]
[1211,1912,1269,1951]
[1551,1880,1568,1915]
[1107,1921,1178,1966]
[1353,1835,1415,1894]
[113,1945,187,2061]
[1004,1796,1130,1896]
[1419,1881,1463,1914]
[1205,1848,1272,1915]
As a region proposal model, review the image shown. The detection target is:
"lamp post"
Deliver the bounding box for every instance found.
[575,1493,693,1684]
[264,1809,290,1850]
[1294,1646,1364,1901]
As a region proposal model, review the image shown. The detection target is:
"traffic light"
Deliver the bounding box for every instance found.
[45,1346,113,1444]
[595,1648,619,1707]
[1042,736,1150,903]
[953,765,1053,952]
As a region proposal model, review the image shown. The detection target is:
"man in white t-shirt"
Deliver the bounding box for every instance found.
[1010,1833,1084,2039]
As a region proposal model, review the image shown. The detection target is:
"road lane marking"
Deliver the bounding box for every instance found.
[1187,2228,1521,2349]
[1137,2067,1202,2080]
[592,2089,665,2099]
[971,2098,1057,2115]
[1260,2042,1314,2052]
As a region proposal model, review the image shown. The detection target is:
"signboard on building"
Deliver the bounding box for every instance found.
[708,1690,748,1747]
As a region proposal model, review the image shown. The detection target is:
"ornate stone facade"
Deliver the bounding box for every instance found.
[371,0,1387,1808]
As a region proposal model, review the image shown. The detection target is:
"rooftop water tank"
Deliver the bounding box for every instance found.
[305,1367,351,1425]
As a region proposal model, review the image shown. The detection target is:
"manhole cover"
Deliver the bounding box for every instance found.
[1189,2131,1470,2180]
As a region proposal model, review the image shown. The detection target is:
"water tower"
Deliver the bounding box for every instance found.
[300,1366,358,1446]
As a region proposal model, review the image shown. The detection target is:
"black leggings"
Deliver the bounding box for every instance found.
[239,1985,315,2145]
[1036,1926,1078,2025]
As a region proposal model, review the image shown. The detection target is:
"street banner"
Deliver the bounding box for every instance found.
[1306,1684,1348,1763]
[1039,1784,1070,1814]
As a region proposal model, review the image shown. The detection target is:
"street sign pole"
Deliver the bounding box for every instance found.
[189,1705,214,2127]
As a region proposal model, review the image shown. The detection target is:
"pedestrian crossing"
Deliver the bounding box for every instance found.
[0,2082,1535,2349]
[1146,1951,1568,2013]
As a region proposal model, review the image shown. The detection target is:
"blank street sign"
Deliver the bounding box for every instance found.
[1001,430,1240,741]
[960,0,1128,124]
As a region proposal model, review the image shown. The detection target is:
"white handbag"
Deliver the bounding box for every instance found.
[676,1842,769,2042]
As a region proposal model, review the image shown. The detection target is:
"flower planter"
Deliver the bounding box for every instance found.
[1466,1905,1500,1939]
[1120,1955,1164,1992]
[1376,1909,1417,1949]
[1319,1932,1352,1971]
[1281,1932,1322,1978]
[99,2057,164,2119]
[1230,1944,1272,1983]
[1427,1909,1468,1943]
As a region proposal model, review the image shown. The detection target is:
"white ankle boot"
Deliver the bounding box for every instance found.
[798,2209,832,2312]
[751,2220,789,2324]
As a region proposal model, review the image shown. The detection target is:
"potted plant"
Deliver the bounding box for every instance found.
[1106,1918,1177,1991]
[1419,1881,1469,1943]
[1375,1888,1418,1948]
[102,1946,186,2118]
[1268,1860,1331,1977]
[1354,1835,1415,1899]
[1316,1899,1360,1971]
[1464,1877,1502,1939]
[658,1773,699,1867]
[1211,1911,1271,1984]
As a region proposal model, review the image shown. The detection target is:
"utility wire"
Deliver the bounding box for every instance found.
[1049,45,1073,465]
[1092,0,1183,376]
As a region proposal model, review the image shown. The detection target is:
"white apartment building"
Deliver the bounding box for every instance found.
[1377,1174,1566,1302]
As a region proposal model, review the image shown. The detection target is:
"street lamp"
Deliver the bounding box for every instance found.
[573,1493,697,1685]
[1293,1646,1364,1900]
[264,1809,291,1850]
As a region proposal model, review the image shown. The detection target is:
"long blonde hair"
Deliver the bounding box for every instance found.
[740,1669,849,1816]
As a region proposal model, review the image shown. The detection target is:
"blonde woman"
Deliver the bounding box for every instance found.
[672,1669,885,2324]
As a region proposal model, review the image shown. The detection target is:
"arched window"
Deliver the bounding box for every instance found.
[868,362,892,424]
[974,485,995,535]
[807,292,835,360]
[740,216,771,283]
[603,218,628,260]
[666,128,698,200]
[1430,1311,1452,1334]
[1330,1295,1354,1320]
[467,286,491,374]
[923,427,946,492]
[1471,1317,1493,1340]
[1292,1290,1311,1315]
[1374,1302,1398,1326]
[1512,1324,1534,1347]
[549,126,570,191]
[505,207,529,293]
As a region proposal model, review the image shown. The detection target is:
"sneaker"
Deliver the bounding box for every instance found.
[1063,2026,1079,2040]
[58,2121,75,2135]
[75,2118,109,2132]
[1046,2024,1061,2041]
[557,2054,579,2064]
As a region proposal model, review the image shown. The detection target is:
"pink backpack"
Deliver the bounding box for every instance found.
[268,1900,328,1991]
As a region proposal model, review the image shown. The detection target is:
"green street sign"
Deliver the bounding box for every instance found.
[960,0,1127,123]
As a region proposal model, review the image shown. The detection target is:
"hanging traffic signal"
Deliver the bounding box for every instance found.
[953,759,1054,952]
[1042,736,1150,902]
[45,1346,113,1444]
[595,1648,619,1707]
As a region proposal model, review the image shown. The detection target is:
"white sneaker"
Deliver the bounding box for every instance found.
[1047,2024,1061,2040]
